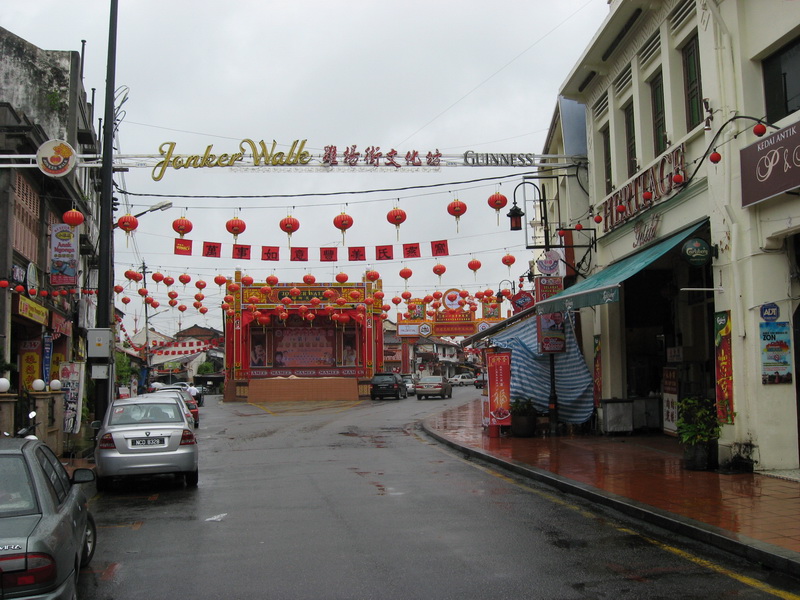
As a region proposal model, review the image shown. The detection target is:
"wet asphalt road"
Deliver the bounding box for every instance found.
[78,389,800,599]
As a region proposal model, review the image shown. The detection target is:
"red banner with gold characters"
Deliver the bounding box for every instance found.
[714,311,734,424]
[486,350,512,425]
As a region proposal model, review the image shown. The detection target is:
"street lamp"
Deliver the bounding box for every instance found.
[113,200,173,228]
[506,201,524,231]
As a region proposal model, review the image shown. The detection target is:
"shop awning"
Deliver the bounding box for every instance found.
[535,221,705,314]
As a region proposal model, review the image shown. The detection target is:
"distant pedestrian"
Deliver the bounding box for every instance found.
[188,384,202,406]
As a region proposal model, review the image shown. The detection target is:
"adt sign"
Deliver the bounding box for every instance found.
[760,302,780,322]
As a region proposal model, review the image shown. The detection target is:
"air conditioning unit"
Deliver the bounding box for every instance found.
[599,398,633,434]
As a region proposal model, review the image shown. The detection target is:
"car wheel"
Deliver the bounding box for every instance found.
[185,469,199,487]
[80,513,97,567]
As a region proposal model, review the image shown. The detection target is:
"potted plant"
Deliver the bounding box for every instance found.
[676,396,721,470]
[510,398,539,438]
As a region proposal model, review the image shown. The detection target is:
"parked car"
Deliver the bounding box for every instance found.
[416,375,453,399]
[448,373,476,386]
[401,374,416,396]
[0,437,96,599]
[92,396,199,490]
[153,387,199,427]
[474,373,487,389]
[370,372,408,400]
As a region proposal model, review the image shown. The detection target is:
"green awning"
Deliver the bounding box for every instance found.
[536,222,705,314]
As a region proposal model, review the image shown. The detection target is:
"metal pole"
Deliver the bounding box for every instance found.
[540,186,559,436]
[141,261,150,390]
[94,0,118,422]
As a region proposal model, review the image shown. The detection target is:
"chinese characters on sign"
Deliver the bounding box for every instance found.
[485,351,512,427]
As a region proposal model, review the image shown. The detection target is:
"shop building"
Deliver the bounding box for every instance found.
[532,0,800,470]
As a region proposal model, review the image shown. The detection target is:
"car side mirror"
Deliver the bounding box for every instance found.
[90,420,101,429]
[72,468,96,483]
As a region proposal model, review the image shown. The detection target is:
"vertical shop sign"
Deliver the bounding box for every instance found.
[535,276,565,353]
[714,311,735,423]
[20,340,41,391]
[662,366,679,434]
[486,351,511,426]
[49,224,79,286]
[42,334,53,385]
[760,321,792,385]
[592,335,602,407]
[59,362,84,434]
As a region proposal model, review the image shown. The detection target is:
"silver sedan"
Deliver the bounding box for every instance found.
[0,438,96,599]
[92,397,199,490]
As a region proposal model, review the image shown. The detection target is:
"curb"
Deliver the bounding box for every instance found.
[421,418,800,579]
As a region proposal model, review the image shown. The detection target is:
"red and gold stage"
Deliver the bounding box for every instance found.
[222,271,384,402]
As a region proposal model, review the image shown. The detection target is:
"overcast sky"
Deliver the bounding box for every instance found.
[6,0,610,337]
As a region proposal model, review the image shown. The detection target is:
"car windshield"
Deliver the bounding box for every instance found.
[0,456,37,516]
[419,377,442,383]
[109,403,185,425]
[372,375,395,383]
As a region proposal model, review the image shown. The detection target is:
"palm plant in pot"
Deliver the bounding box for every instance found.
[510,398,539,438]
[676,396,721,470]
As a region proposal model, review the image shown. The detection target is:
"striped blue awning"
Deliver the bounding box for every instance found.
[490,315,593,424]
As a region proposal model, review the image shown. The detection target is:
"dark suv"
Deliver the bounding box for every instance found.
[370,372,408,400]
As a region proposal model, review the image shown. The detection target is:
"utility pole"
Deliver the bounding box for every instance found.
[141,261,151,392]
[93,0,119,422]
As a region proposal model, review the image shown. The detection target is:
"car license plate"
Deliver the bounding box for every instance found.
[132,438,165,446]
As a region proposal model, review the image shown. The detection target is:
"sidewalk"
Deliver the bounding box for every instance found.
[422,398,800,579]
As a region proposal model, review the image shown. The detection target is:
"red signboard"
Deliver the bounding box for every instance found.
[486,351,511,425]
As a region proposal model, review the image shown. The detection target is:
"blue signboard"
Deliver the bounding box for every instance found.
[760,303,780,322]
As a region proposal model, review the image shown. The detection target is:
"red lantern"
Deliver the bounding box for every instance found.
[333,212,353,245]
[193,301,202,309]
[168,290,179,299]
[402,291,412,301]
[487,192,508,225]
[163,276,175,287]
[266,275,279,287]
[365,270,380,282]
[138,288,149,297]
[281,296,292,306]
[226,217,247,242]
[172,217,193,238]
[382,304,391,312]
[179,273,191,287]
[63,209,84,228]
[643,190,653,201]
[303,274,316,285]
[0,280,8,289]
[152,272,164,286]
[195,280,207,291]
[593,215,603,224]
[260,286,272,296]
[306,312,315,323]
[214,274,227,287]
[392,296,402,306]
[432,263,446,283]
[121,296,131,305]
[224,294,234,303]
[616,204,626,214]
[323,289,336,299]
[113,285,124,294]
[468,258,481,280]
[501,254,515,276]
[373,290,385,300]
[447,199,467,232]
[241,275,254,287]
[117,214,138,233]
[280,216,300,247]
[348,290,362,301]
[386,207,407,240]
[310,297,321,307]
[672,173,684,185]
[290,287,302,297]
[432,291,443,300]
[199,306,208,315]
[178,304,187,313]
[336,297,347,306]
[145,296,154,305]
[709,151,721,164]
[335,272,348,284]
[257,314,271,326]
[228,282,240,292]
[753,122,767,137]
[169,299,178,307]
[399,267,413,286]
[196,293,206,302]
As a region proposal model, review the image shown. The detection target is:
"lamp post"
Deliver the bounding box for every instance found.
[512,179,560,436]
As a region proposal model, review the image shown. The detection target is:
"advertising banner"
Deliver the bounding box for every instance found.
[662,366,679,434]
[20,339,41,391]
[760,321,792,385]
[49,224,79,286]
[273,327,336,367]
[59,362,84,434]
[715,311,735,423]
[535,276,565,353]
[486,351,511,426]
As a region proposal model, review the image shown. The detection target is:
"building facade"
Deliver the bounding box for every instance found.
[537,0,800,470]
